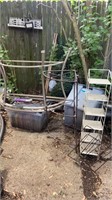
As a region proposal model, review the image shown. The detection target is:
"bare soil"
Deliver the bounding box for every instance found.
[0,115,83,200]
[0,114,112,200]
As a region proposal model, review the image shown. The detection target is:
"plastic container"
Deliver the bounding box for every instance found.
[64,84,104,130]
[49,79,57,92]
[7,103,49,132]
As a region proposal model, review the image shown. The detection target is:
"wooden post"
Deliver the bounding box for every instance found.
[45,64,52,94]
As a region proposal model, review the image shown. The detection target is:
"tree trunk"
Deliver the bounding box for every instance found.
[61,0,88,84]
[103,34,111,69]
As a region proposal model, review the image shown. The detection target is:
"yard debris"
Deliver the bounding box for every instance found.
[49,175,53,179]
[23,189,26,195]
[81,158,101,200]
[93,191,98,197]
[58,190,67,198]
[53,191,58,197]
[46,183,50,187]
[0,147,3,155]
[82,196,87,200]
[1,189,23,200]
[48,157,54,161]
[1,154,13,159]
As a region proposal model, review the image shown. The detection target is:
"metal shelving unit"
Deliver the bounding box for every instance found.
[80,69,111,156]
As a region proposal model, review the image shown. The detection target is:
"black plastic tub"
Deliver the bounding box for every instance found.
[7,104,49,132]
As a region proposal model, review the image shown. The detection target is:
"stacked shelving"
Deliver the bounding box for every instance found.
[80,69,111,156]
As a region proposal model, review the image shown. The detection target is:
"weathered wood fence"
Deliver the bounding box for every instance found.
[0,1,109,92]
[0,1,74,60]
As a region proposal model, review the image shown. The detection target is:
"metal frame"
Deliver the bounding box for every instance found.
[80,68,111,157]
[0,50,78,132]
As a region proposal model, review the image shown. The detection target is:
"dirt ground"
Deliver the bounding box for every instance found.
[0,114,112,200]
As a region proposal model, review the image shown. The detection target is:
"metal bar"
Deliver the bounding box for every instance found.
[2,62,63,68]
[0,63,7,103]
[95,153,112,172]
[76,75,78,129]
[2,60,62,64]
[41,50,47,111]
[10,93,65,100]
[73,79,76,132]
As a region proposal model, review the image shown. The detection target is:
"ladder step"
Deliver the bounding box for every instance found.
[80,142,100,156]
[86,93,108,102]
[83,119,103,131]
[81,131,102,144]
[88,78,111,85]
[84,107,105,117]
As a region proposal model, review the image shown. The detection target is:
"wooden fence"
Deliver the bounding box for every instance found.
[0,1,74,60]
[0,1,109,92]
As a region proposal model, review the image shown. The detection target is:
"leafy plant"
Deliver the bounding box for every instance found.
[0,35,9,60]
[0,78,4,87]
[7,72,17,93]
[51,81,73,97]
[63,3,111,82]
[0,35,17,93]
[63,39,83,80]
[0,45,9,60]
[49,44,64,61]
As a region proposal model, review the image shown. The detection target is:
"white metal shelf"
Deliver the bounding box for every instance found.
[80,142,100,156]
[83,119,103,131]
[84,107,105,117]
[86,93,108,102]
[80,69,111,157]
[88,78,111,85]
[81,131,102,144]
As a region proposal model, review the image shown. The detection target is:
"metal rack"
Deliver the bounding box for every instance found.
[43,69,78,129]
[80,69,111,156]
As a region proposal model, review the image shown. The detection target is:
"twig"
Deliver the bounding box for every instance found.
[36,2,67,41]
